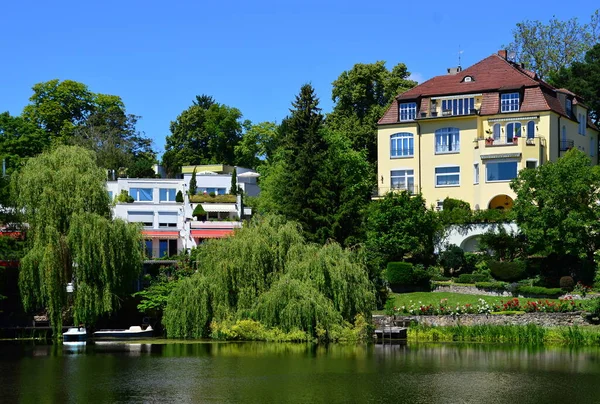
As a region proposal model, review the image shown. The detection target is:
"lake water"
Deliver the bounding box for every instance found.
[1,341,600,403]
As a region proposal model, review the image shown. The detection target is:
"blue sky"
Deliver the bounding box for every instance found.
[1,0,596,157]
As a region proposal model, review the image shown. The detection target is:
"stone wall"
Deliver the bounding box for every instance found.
[373,312,591,328]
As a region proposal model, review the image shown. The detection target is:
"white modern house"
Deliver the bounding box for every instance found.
[107,165,258,259]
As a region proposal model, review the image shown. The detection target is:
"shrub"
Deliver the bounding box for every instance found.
[175,190,184,203]
[192,204,206,220]
[209,192,216,197]
[516,285,563,298]
[456,273,490,284]
[488,260,526,282]
[385,262,414,285]
[464,253,482,273]
[116,189,134,203]
[560,276,575,292]
[475,282,507,292]
[439,245,466,276]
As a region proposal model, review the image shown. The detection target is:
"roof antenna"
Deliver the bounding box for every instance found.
[458,46,463,69]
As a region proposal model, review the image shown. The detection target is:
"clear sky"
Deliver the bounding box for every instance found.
[0,0,596,157]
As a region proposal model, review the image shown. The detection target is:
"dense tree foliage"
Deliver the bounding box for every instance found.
[21,79,155,175]
[12,146,144,335]
[234,121,278,169]
[162,95,242,175]
[259,84,372,246]
[505,10,599,79]
[511,149,600,260]
[163,215,373,339]
[327,62,417,168]
[551,43,600,125]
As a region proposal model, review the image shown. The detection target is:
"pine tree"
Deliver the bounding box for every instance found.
[229,167,237,195]
[189,168,197,196]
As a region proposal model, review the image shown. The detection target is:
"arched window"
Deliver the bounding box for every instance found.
[390,133,414,157]
[435,127,460,154]
[493,123,501,140]
[506,122,521,142]
[527,121,535,139]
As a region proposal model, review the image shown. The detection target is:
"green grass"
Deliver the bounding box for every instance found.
[375,292,569,314]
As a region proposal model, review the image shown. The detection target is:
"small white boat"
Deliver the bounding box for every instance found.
[93,325,153,340]
[63,327,87,342]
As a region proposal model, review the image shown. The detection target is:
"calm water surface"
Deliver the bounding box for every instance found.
[1,341,600,403]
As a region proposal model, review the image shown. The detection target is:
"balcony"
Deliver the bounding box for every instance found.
[372,186,416,199]
[190,221,242,230]
[484,136,520,147]
[560,139,574,151]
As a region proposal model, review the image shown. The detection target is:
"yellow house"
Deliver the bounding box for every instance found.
[377,50,600,210]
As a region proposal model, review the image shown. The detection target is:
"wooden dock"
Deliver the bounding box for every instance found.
[374,326,407,341]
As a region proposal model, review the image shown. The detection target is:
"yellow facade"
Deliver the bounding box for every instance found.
[378,103,599,210]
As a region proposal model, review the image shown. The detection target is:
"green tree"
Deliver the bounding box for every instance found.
[189,168,197,196]
[365,191,438,276]
[327,61,417,167]
[230,167,237,195]
[511,149,600,260]
[260,85,373,246]
[163,215,373,339]
[505,10,600,79]
[21,80,156,174]
[162,95,243,175]
[551,43,600,125]
[12,146,144,336]
[234,121,278,169]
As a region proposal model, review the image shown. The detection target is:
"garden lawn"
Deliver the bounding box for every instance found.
[376,292,571,314]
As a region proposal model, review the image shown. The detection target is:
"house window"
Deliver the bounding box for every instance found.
[158,212,178,228]
[566,99,572,116]
[506,122,522,142]
[390,169,414,192]
[436,200,444,211]
[527,121,535,139]
[108,191,113,201]
[435,128,460,153]
[441,97,475,116]
[390,133,414,157]
[525,160,537,169]
[435,166,460,187]
[474,163,479,184]
[486,161,518,182]
[127,211,154,227]
[399,102,417,121]
[130,188,153,202]
[159,240,169,258]
[579,113,586,135]
[197,187,226,195]
[501,93,520,112]
[159,188,177,202]
[145,240,153,258]
[493,124,501,140]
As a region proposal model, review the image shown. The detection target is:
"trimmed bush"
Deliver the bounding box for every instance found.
[516,285,563,298]
[175,190,184,203]
[192,204,206,220]
[439,245,466,276]
[560,276,575,292]
[475,282,507,292]
[385,262,414,285]
[456,273,491,284]
[488,260,526,282]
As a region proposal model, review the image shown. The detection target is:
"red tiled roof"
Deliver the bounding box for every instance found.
[379,52,591,125]
[395,54,538,100]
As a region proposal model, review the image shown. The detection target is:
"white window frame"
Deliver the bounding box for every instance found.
[473,163,479,184]
[159,188,177,202]
[441,97,475,116]
[399,102,417,121]
[129,187,153,202]
[501,93,520,112]
[506,122,522,142]
[435,165,460,187]
[435,127,460,154]
[390,169,415,193]
[485,160,519,183]
[390,133,414,158]
[566,99,572,116]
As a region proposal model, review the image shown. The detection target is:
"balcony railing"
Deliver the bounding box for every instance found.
[560,139,575,151]
[435,144,460,153]
[372,186,416,198]
[484,136,520,147]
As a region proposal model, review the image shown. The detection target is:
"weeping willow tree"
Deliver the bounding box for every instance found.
[163,214,374,339]
[13,145,144,336]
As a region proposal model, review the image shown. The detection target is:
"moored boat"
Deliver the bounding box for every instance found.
[93,325,153,340]
[63,327,87,342]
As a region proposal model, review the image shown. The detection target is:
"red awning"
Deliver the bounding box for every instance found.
[142,230,180,239]
[191,229,234,239]
[0,231,23,239]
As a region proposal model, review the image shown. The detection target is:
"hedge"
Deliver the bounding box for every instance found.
[475,282,507,292]
[516,285,563,298]
[456,273,490,284]
[488,260,526,282]
[385,262,431,287]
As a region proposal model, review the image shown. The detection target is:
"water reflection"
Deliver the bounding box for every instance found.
[1,341,600,403]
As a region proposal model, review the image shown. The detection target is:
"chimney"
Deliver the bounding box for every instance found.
[447,66,462,75]
[498,50,508,59]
